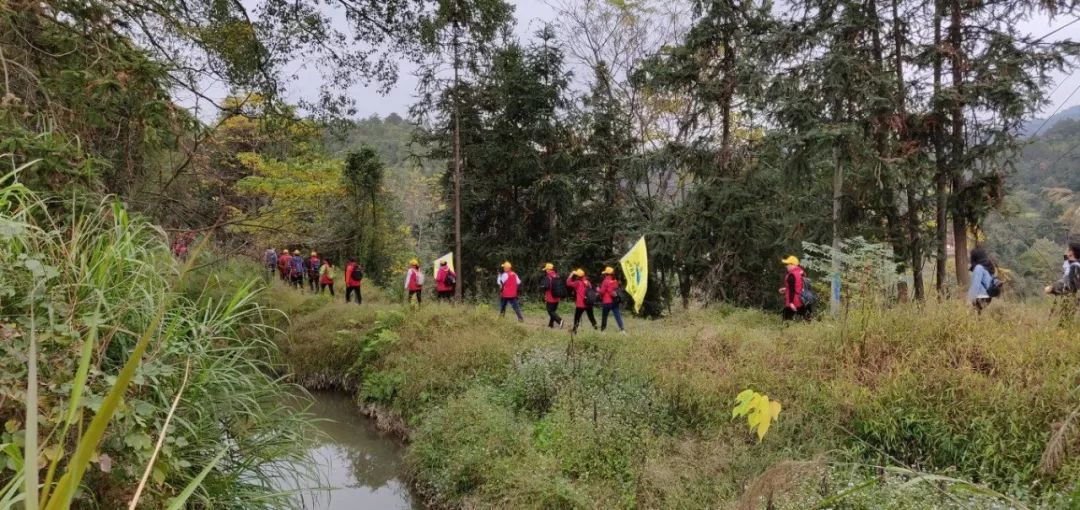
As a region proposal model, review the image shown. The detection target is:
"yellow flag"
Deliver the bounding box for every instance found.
[619,237,648,313]
[433,252,454,279]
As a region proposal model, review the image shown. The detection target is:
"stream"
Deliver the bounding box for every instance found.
[291,391,423,510]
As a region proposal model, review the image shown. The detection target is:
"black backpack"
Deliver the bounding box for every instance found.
[444,271,456,287]
[550,275,567,298]
[800,277,817,306]
[585,286,600,307]
[351,265,363,282]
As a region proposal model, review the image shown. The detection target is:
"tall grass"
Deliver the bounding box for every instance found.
[0,172,316,508]
[272,285,1080,508]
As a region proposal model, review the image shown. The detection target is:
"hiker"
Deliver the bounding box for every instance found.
[780,255,811,321]
[405,259,424,306]
[598,266,625,333]
[497,261,524,322]
[1045,242,1080,296]
[307,251,321,293]
[278,249,291,281]
[319,258,335,298]
[435,260,456,301]
[290,249,305,290]
[344,257,363,304]
[263,248,277,277]
[540,263,564,328]
[967,247,998,314]
[566,269,597,333]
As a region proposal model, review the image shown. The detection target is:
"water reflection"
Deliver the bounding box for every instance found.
[295,391,422,510]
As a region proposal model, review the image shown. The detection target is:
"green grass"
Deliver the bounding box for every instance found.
[270,277,1080,509]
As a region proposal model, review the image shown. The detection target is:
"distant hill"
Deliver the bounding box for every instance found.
[1020,104,1080,137]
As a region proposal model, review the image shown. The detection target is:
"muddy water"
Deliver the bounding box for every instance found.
[294,391,422,510]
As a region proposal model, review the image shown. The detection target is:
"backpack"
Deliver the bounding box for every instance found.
[987,276,1004,298]
[799,277,817,306]
[444,271,456,287]
[585,286,600,307]
[1069,261,1080,293]
[416,271,426,286]
[351,265,363,282]
[612,288,625,305]
[550,275,567,298]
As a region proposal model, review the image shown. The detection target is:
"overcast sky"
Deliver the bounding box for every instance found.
[193,2,1080,122]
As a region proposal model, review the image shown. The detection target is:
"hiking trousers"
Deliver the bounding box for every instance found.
[546,302,562,328]
[346,285,362,304]
[573,306,596,332]
[321,283,335,297]
[601,304,624,331]
[437,290,454,301]
[500,297,524,322]
[408,289,422,306]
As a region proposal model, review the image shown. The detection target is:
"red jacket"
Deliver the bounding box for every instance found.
[784,266,805,308]
[599,276,620,305]
[566,276,592,309]
[406,268,423,292]
[436,266,455,292]
[500,270,520,298]
[544,270,560,304]
[345,263,362,288]
[278,254,291,273]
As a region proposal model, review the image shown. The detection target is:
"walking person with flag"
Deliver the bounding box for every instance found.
[435,259,456,301]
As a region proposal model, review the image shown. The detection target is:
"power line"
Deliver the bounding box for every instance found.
[1032,77,1080,137]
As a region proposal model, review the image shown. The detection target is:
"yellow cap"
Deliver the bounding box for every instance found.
[602,266,615,275]
[781,255,800,266]
[282,249,289,254]
[293,250,300,255]
[574,269,585,277]
[440,259,448,266]
[502,261,512,269]
[311,251,317,257]
[409,259,419,267]
[543,263,554,271]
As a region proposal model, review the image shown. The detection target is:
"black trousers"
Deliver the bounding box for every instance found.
[321,283,334,297]
[437,290,454,301]
[308,274,319,292]
[546,302,562,328]
[782,305,812,321]
[346,286,362,304]
[572,306,596,332]
[408,289,422,305]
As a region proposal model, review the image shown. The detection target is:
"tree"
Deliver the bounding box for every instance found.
[413,0,515,300]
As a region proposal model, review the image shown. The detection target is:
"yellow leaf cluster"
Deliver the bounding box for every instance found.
[732,389,782,442]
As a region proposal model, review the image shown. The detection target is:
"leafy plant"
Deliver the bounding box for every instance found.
[732,389,783,442]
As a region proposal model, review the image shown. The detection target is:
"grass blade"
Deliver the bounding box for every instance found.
[165,446,228,510]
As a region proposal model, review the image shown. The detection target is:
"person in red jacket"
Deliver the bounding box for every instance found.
[405,259,423,306]
[435,260,456,301]
[541,263,563,328]
[497,261,523,322]
[598,266,625,333]
[344,257,363,304]
[780,255,810,320]
[277,249,291,281]
[566,269,597,333]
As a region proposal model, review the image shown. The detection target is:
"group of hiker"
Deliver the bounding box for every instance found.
[263,248,366,304]
[966,242,1080,313]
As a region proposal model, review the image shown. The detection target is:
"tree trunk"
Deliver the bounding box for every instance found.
[452,22,464,301]
[949,0,969,288]
[892,0,924,300]
[831,145,843,317]
[932,0,948,295]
